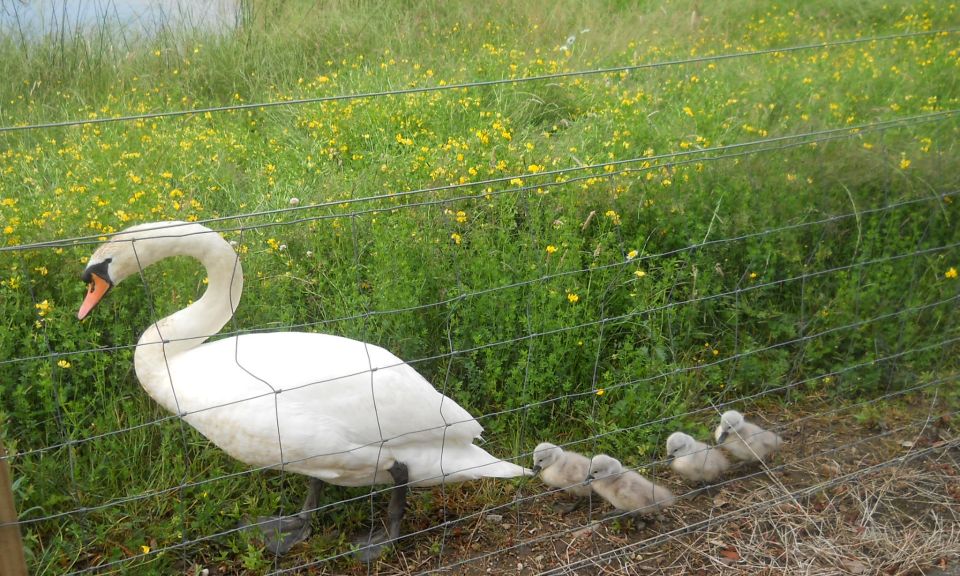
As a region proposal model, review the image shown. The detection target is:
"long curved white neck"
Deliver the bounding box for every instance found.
[132,225,244,399]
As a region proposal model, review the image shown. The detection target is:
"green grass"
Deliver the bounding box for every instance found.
[1,0,959,572]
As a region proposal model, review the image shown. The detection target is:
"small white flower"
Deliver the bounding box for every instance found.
[289,197,300,206]
[279,244,287,252]
[306,251,314,257]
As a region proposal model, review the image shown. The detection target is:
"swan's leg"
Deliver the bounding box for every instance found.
[691,481,720,498]
[248,477,324,556]
[600,509,646,530]
[556,496,586,515]
[600,508,623,520]
[354,461,408,563]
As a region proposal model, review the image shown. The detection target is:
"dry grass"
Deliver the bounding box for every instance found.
[636,448,960,575]
[523,408,960,576]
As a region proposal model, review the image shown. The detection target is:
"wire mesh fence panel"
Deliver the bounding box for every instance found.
[0,14,958,576]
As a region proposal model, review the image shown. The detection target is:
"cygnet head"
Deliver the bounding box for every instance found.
[715,410,745,443]
[531,442,563,475]
[585,454,622,483]
[665,432,694,460]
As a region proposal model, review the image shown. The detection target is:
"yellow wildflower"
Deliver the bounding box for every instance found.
[455,211,467,223]
[634,270,647,278]
[546,245,557,254]
[141,545,151,554]
[946,267,958,279]
[57,359,71,369]
[35,300,52,317]
[567,293,579,304]
[596,388,605,396]
[451,232,462,245]
[626,249,638,260]
[899,157,911,170]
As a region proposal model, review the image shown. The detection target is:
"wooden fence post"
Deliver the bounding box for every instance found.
[0,439,28,576]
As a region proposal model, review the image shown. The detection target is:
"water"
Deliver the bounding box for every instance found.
[0,0,242,39]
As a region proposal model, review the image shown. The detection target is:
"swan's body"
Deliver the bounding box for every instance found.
[665,432,730,484]
[140,332,513,487]
[714,410,782,463]
[78,221,528,556]
[586,454,674,517]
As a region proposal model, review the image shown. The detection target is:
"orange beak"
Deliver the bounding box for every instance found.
[78,273,111,320]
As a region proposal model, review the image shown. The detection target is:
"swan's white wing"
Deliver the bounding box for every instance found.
[140,332,509,486]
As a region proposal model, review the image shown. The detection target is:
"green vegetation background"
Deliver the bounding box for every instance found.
[0,0,958,572]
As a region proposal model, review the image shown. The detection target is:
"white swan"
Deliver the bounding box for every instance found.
[76,221,530,559]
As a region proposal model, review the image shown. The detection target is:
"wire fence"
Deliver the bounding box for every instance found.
[1,25,959,576]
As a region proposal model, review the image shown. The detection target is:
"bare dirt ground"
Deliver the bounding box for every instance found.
[211,394,960,575]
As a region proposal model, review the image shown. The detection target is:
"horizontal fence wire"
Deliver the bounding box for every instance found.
[3,177,956,371]
[3,108,957,253]
[2,21,958,576]
[0,27,954,135]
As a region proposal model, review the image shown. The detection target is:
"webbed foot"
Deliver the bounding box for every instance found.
[241,514,313,556]
[353,528,395,563]
[554,497,586,515]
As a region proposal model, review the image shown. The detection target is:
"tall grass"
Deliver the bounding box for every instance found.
[1,0,959,572]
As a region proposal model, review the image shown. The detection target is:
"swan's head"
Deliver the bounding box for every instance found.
[531,442,562,475]
[665,432,694,461]
[584,454,621,484]
[78,221,199,319]
[715,410,744,444]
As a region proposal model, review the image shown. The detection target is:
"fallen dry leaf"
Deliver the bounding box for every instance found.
[720,547,740,561]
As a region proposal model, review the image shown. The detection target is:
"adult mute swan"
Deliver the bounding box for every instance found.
[77,221,530,560]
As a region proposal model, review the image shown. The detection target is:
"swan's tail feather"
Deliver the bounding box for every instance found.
[475,459,533,479]
[437,444,532,483]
